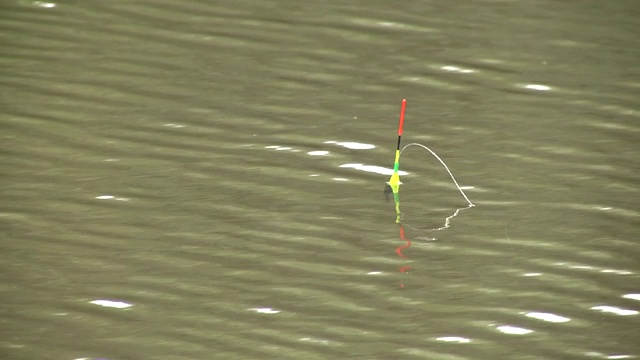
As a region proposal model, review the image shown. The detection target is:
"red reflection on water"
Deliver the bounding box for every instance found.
[397,225,412,287]
[396,225,411,258]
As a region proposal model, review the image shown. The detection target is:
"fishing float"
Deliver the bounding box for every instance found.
[383,99,475,225]
[384,99,406,224]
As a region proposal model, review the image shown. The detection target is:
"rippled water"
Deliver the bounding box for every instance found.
[1,0,639,359]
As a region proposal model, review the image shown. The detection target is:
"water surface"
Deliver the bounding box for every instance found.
[1,0,639,359]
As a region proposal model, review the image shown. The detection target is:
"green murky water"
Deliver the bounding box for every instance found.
[1,1,638,359]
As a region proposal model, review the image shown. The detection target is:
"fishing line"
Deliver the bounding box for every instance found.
[400,143,475,208]
[384,99,475,225]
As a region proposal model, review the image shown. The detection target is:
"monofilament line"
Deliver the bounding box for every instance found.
[400,143,475,207]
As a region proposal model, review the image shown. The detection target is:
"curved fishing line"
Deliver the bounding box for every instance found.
[432,204,474,231]
[399,203,474,234]
[400,142,475,207]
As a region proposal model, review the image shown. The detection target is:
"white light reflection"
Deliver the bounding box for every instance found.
[34,1,56,8]
[95,195,129,201]
[308,151,329,156]
[249,307,280,314]
[163,123,185,128]
[436,336,471,343]
[496,325,533,335]
[523,273,542,277]
[524,84,551,91]
[556,262,633,276]
[340,163,409,176]
[299,337,332,345]
[324,141,375,150]
[90,300,132,309]
[441,65,475,74]
[601,269,633,275]
[525,312,570,323]
[623,294,640,301]
[571,265,594,270]
[265,145,296,151]
[585,353,635,360]
[591,306,638,316]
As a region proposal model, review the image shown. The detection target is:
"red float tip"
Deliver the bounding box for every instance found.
[398,99,406,136]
